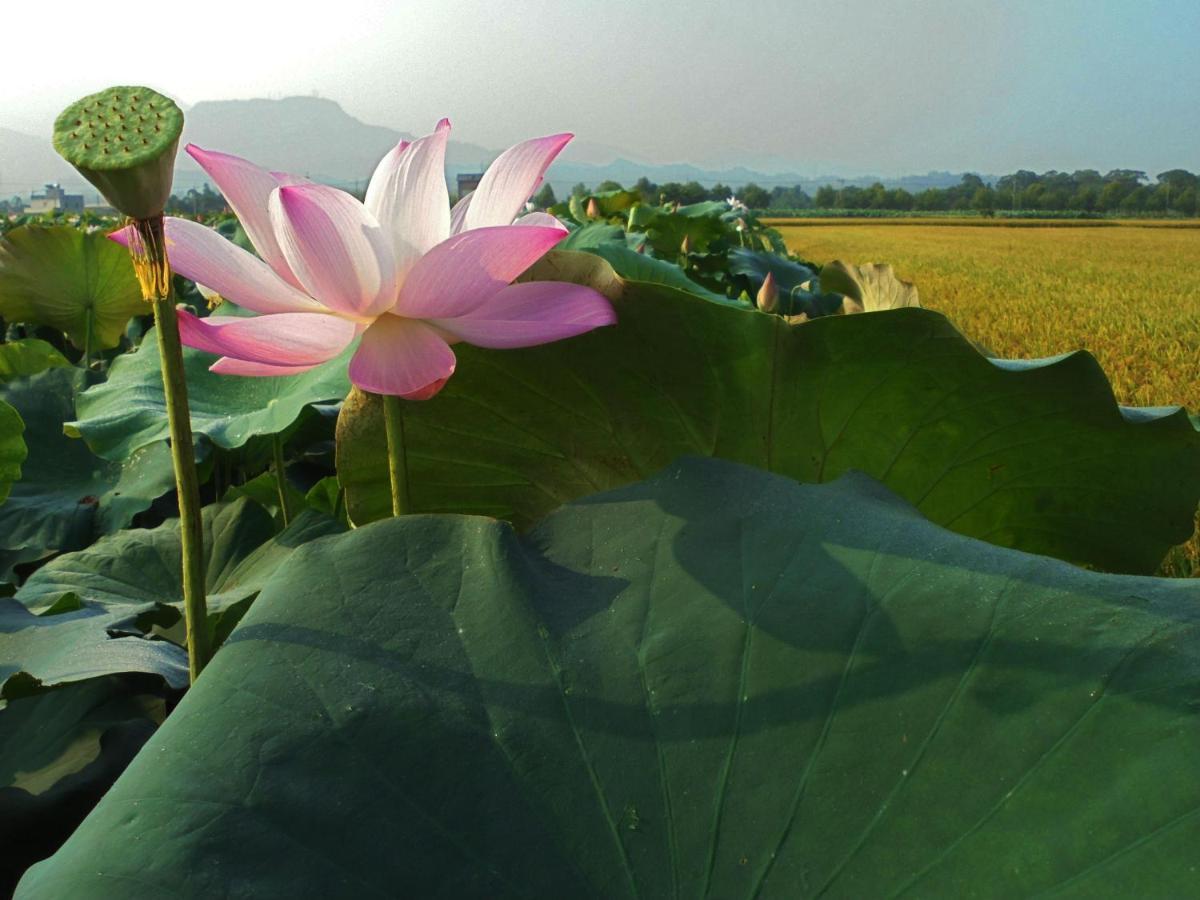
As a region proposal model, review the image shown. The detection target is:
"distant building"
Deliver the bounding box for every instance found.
[456,173,483,197]
[28,183,84,214]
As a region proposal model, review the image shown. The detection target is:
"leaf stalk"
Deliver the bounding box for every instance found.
[381,393,410,517]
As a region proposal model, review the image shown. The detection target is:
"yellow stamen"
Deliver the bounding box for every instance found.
[127,216,171,302]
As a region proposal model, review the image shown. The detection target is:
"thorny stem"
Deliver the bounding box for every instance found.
[129,216,210,682]
[381,393,410,517]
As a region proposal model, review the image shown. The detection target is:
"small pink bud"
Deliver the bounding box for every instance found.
[757,272,779,313]
[586,197,600,218]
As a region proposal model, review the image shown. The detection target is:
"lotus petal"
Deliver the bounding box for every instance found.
[365,121,451,282]
[177,310,357,367]
[209,357,323,376]
[431,281,615,349]
[463,134,572,230]
[449,190,473,234]
[347,315,455,398]
[111,219,323,315]
[269,183,398,319]
[186,145,305,290]
[396,225,566,320]
[514,212,568,231]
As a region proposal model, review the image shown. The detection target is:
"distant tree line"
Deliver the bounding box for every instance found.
[9,167,1192,222]
[811,169,1199,215]
[549,178,779,211]
[166,183,228,216]
[539,169,1200,216]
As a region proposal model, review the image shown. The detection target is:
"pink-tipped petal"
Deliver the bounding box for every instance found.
[270,171,312,187]
[269,183,398,318]
[209,357,322,376]
[514,211,568,231]
[431,281,615,349]
[364,121,451,281]
[449,190,474,235]
[176,308,357,367]
[347,315,456,398]
[110,219,323,315]
[395,225,566,319]
[186,145,304,289]
[463,133,572,231]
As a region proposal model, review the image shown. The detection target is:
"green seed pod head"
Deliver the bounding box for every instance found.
[53,86,183,220]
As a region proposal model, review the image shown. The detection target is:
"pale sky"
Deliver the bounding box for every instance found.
[5,0,1198,175]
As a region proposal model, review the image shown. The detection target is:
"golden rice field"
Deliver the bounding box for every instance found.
[770,219,1200,411]
[770,218,1200,575]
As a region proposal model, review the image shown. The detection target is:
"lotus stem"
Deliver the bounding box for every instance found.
[271,433,294,526]
[380,393,410,517]
[129,216,210,682]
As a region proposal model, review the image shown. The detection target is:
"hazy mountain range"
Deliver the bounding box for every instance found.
[0,96,974,203]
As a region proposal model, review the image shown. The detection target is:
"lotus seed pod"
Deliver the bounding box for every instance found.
[53,86,183,220]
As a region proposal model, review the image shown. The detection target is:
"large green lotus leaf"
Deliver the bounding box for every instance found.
[0,225,145,351]
[16,499,344,621]
[0,368,174,553]
[588,244,742,307]
[512,247,623,300]
[0,399,24,507]
[559,222,626,251]
[0,339,71,382]
[19,459,1200,898]
[67,325,352,459]
[640,201,729,256]
[0,598,187,700]
[0,676,163,896]
[532,243,734,307]
[337,255,1200,574]
[0,548,49,586]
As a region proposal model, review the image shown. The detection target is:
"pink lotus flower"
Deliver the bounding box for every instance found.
[112,120,615,398]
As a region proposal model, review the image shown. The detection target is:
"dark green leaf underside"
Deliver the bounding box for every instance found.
[0,368,174,553]
[20,460,1200,898]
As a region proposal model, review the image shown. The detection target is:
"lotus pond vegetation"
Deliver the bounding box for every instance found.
[1,89,1198,898]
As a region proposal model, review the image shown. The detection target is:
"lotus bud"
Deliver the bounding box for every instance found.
[53,86,183,221]
[680,234,692,255]
[586,197,601,218]
[757,272,779,313]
